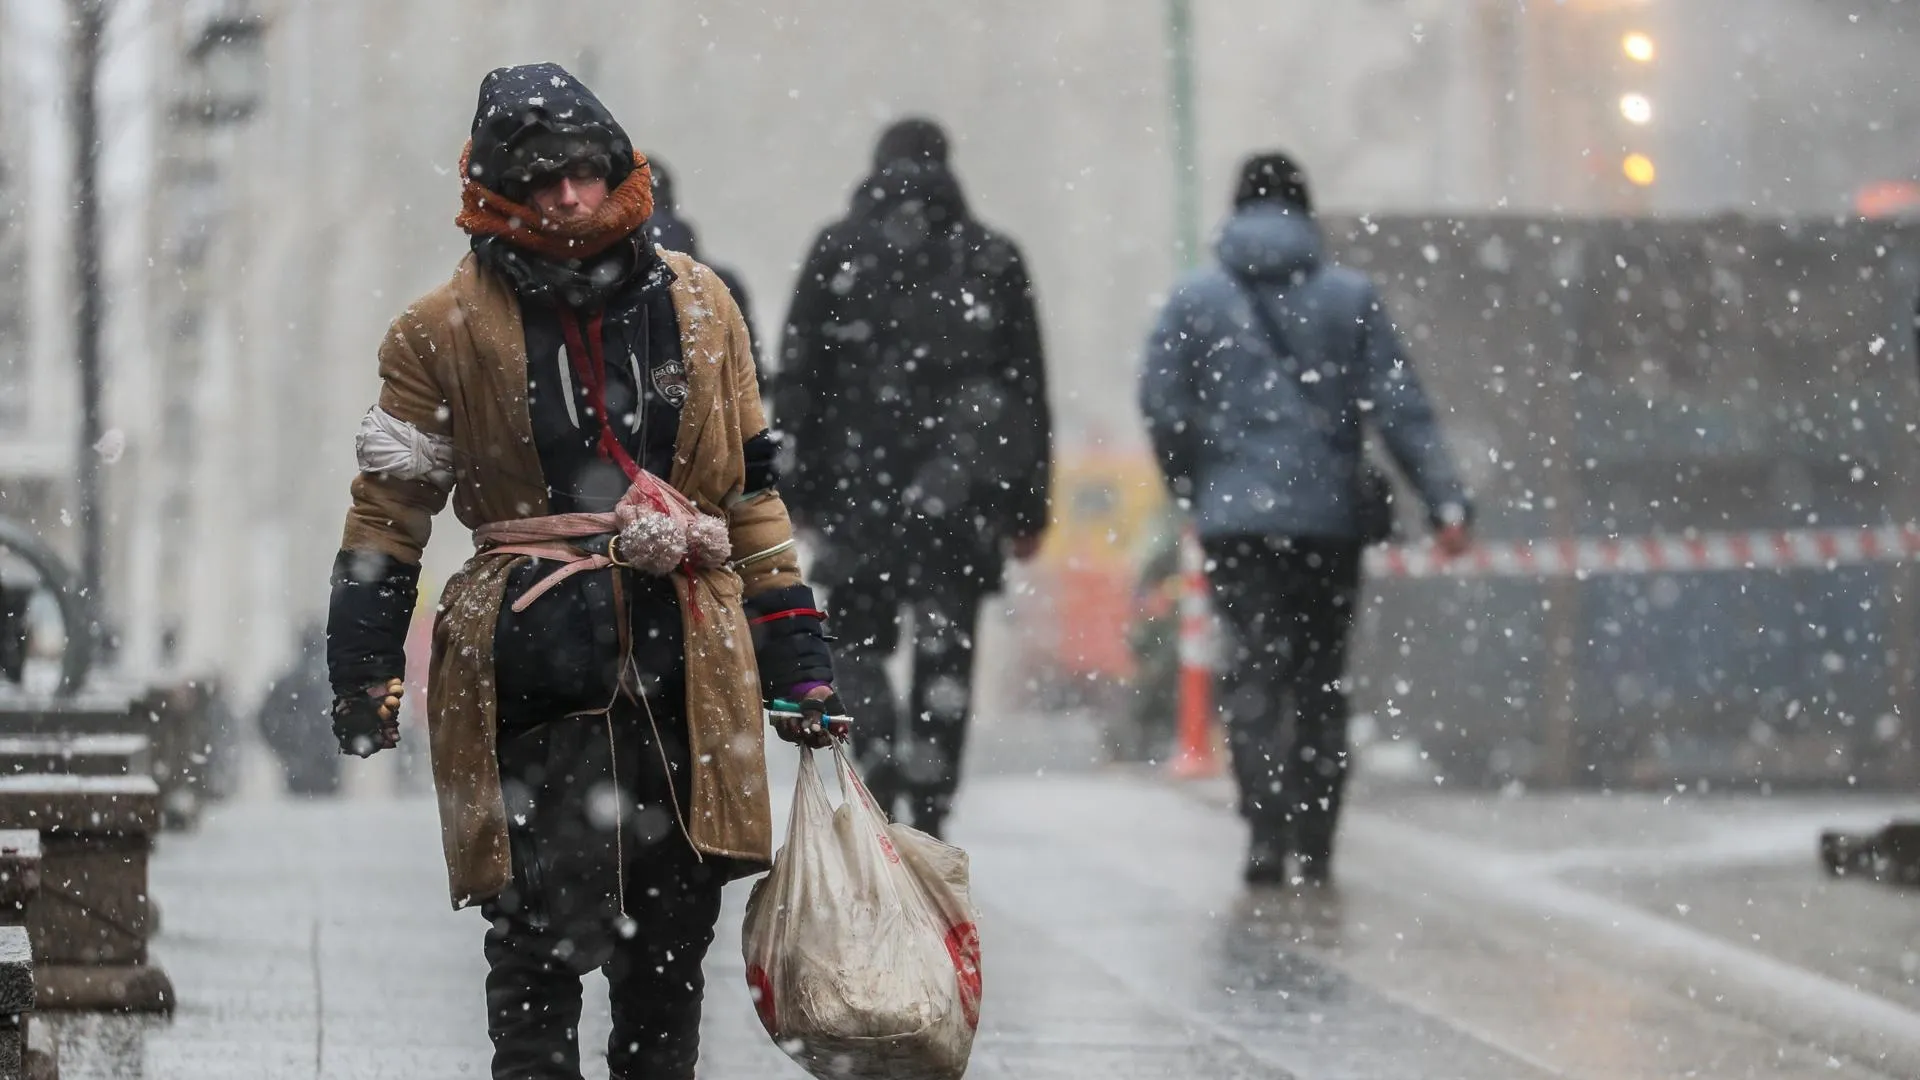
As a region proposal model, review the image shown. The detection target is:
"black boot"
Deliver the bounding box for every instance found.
[910,793,948,841]
[482,915,587,1080]
[1291,820,1336,885]
[861,759,904,823]
[1243,821,1290,885]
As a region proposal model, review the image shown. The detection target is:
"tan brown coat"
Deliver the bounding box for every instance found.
[342,249,798,908]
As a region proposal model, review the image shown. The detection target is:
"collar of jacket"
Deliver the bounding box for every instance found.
[471,231,676,309]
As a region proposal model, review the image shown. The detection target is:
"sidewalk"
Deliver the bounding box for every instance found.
[44,728,1920,1079]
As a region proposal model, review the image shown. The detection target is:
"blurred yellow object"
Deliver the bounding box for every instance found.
[1622,31,1655,63]
[1028,450,1168,686]
[1038,452,1166,569]
[1622,152,1657,187]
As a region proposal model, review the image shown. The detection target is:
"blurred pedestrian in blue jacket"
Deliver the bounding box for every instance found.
[1139,152,1472,885]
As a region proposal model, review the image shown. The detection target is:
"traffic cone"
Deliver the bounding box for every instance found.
[1170,529,1221,779]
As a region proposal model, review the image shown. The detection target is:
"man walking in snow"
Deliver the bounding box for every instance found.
[1139,152,1472,886]
[775,118,1052,839]
[325,63,844,1079]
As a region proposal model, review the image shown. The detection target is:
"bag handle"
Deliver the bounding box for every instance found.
[826,737,893,823]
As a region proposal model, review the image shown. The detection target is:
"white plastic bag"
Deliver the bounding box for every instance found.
[743,741,982,1080]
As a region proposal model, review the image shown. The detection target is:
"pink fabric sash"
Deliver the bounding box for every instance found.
[473,472,711,614]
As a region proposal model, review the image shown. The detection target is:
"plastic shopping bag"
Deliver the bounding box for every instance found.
[743,740,982,1080]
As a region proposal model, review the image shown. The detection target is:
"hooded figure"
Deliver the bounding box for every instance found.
[774,118,1053,839]
[256,622,340,795]
[325,63,843,1080]
[645,157,763,391]
[1138,151,1472,888]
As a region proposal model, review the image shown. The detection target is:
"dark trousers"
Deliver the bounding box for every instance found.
[482,695,724,1080]
[831,566,985,831]
[1202,536,1362,863]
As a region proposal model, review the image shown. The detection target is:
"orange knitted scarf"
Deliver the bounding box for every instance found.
[454,142,655,262]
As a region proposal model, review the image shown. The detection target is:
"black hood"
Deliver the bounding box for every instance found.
[468,63,633,202]
[648,208,699,257]
[645,157,700,256]
[848,159,971,259]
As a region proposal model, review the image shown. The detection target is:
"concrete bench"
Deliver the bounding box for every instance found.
[0,690,209,830]
[0,838,54,1079]
[0,833,40,923]
[0,924,33,1079]
[0,924,56,1080]
[0,736,147,781]
[0,776,169,1013]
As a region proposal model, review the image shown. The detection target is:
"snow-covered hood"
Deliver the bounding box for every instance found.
[850,160,971,230]
[1214,205,1323,283]
[468,62,634,199]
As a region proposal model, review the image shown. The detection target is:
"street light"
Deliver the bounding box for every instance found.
[1619,93,1653,125]
[1622,31,1656,63]
[1622,152,1657,187]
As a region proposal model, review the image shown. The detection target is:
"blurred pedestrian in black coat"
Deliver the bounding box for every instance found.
[775,118,1053,838]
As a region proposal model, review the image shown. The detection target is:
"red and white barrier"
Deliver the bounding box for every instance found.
[1366,524,1920,581]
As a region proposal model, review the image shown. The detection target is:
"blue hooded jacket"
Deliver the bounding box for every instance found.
[1138,204,1470,541]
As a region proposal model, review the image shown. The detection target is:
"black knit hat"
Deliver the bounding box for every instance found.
[873,117,950,170]
[1234,152,1311,213]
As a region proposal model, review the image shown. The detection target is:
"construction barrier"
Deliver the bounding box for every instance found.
[1324,213,1920,790]
[1368,524,1920,580]
[1169,530,1221,779]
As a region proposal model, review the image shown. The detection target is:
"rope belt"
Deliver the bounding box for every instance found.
[473,471,724,618]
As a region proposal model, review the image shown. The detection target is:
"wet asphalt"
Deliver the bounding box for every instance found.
[44,709,1920,1079]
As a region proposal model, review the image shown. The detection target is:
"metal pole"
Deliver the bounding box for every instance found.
[1165,0,1201,269]
[71,0,105,647]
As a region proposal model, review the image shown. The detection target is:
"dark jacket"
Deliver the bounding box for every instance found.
[487,244,690,724]
[775,160,1051,589]
[257,627,333,766]
[1139,205,1470,541]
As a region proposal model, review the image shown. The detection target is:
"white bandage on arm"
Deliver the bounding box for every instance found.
[355,406,454,489]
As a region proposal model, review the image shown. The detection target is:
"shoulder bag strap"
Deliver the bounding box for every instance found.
[1224,268,1357,445]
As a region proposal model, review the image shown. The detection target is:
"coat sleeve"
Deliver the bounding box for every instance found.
[329,311,451,695]
[1356,282,1473,527]
[993,244,1053,537]
[771,230,841,522]
[716,267,836,696]
[719,273,805,600]
[340,313,455,562]
[1138,286,1207,506]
